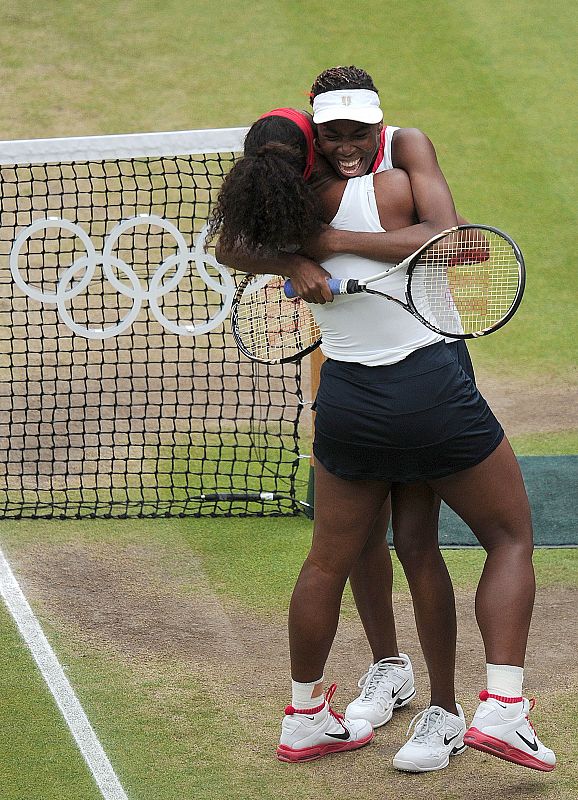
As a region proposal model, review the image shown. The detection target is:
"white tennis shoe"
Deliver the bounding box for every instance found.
[345,653,416,728]
[464,691,556,771]
[392,704,467,772]
[276,683,374,762]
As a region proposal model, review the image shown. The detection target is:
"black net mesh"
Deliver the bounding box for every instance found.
[0,142,306,518]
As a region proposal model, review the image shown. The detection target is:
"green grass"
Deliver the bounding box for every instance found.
[1,1,576,380]
[510,430,578,456]
[0,603,103,800]
[0,432,302,520]
[1,1,577,798]
[0,519,576,799]
[5,517,567,623]
[184,517,578,612]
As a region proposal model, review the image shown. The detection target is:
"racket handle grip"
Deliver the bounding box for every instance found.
[283,277,349,299]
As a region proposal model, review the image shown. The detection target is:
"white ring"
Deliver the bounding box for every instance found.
[101,214,189,301]
[10,218,97,304]
[149,253,236,336]
[56,255,143,340]
[10,216,238,339]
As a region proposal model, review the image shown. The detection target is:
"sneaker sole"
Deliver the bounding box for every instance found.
[276,730,374,763]
[393,741,466,772]
[393,755,451,773]
[464,728,555,772]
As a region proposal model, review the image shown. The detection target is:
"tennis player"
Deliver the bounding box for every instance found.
[211,95,555,774]
[308,65,474,770]
[306,67,555,774]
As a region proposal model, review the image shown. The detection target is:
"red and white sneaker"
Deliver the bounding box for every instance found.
[464,691,556,772]
[276,684,374,763]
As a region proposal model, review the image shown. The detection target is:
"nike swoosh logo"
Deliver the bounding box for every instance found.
[444,733,460,746]
[326,728,351,741]
[516,731,539,752]
[391,679,409,699]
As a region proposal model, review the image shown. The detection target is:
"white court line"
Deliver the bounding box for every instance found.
[0,546,129,800]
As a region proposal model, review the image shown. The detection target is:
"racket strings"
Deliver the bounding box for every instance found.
[411,230,522,335]
[234,278,321,362]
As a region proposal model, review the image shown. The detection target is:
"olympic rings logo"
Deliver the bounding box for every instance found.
[9,214,241,340]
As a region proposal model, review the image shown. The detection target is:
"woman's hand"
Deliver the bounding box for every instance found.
[285,254,334,304]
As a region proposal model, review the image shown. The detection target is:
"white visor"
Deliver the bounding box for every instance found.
[312,89,383,125]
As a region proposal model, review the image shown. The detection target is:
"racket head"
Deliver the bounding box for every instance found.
[405,224,526,338]
[231,273,321,364]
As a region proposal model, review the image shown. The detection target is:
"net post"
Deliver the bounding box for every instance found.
[304,346,325,518]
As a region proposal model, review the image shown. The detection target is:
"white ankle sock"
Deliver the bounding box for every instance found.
[291,676,324,710]
[486,663,524,697]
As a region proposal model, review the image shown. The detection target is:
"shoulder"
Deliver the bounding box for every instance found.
[373,167,412,191]
[391,127,440,170]
[372,169,415,222]
[391,127,433,146]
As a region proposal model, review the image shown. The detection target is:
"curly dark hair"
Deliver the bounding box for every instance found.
[309,65,379,103]
[206,115,323,253]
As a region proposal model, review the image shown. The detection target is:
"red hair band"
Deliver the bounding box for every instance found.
[259,108,315,180]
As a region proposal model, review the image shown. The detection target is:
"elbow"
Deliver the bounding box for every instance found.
[427,217,459,237]
[214,240,230,267]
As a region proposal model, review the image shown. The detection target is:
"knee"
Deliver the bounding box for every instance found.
[474,512,534,557]
[392,517,440,565]
[392,532,435,569]
[483,532,534,560]
[300,553,350,592]
[360,521,388,554]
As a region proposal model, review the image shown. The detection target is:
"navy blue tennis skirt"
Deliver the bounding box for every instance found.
[313,340,503,483]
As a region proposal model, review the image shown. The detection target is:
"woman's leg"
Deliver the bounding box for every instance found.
[391,482,458,713]
[278,461,388,762]
[429,438,556,770]
[429,437,534,666]
[288,459,391,682]
[345,496,418,731]
[348,495,400,662]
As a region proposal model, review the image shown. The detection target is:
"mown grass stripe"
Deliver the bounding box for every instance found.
[0,547,129,800]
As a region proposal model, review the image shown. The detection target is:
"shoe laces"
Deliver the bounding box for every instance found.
[405,706,445,742]
[526,697,537,732]
[357,658,401,700]
[324,683,346,724]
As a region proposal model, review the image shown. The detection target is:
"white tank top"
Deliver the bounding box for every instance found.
[309,173,443,366]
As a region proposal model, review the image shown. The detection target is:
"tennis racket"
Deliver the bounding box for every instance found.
[285,224,525,339]
[231,273,321,364]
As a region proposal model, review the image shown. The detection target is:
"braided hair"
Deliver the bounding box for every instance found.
[207,115,323,253]
[309,65,379,102]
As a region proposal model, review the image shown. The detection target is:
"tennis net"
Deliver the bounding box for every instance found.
[0,127,308,519]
